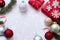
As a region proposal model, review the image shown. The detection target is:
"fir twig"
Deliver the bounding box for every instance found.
[53,32,60,40]
[57,19,60,25]
[0,0,16,15]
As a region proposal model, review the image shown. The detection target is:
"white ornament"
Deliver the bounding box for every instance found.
[46,5,52,11]
[0,26,5,36]
[19,1,27,13]
[50,23,60,33]
[52,0,59,8]
[33,35,43,40]
[52,10,60,18]
[44,17,53,26]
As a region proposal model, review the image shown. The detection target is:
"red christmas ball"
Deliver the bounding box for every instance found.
[45,31,53,40]
[4,29,13,38]
[0,0,5,8]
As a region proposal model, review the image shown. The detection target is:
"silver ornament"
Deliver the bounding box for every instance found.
[19,1,27,13]
[50,22,60,33]
[33,35,43,40]
[0,25,5,36]
[44,17,53,26]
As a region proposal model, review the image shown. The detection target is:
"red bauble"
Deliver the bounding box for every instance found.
[4,29,13,38]
[0,0,5,8]
[42,0,60,21]
[45,31,53,40]
[28,0,44,10]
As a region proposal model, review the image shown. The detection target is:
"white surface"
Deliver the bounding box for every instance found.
[0,0,49,40]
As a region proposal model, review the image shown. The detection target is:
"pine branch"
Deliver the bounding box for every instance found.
[57,19,60,25]
[53,32,60,40]
[0,0,16,15]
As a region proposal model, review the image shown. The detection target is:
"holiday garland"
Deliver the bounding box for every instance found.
[0,0,16,15]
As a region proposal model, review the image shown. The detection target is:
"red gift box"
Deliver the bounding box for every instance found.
[42,0,60,21]
[28,0,44,10]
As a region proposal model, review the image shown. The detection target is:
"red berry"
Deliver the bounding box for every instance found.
[4,29,13,38]
[45,31,53,40]
[0,0,5,8]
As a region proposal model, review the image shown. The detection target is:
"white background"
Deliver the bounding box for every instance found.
[0,0,49,40]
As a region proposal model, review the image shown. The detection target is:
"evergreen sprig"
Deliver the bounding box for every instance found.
[53,32,60,40]
[0,0,16,15]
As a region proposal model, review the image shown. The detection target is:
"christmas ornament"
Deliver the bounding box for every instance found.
[33,35,43,40]
[0,0,16,14]
[4,29,13,38]
[50,22,60,33]
[0,25,5,36]
[42,0,60,21]
[28,0,44,10]
[0,0,5,8]
[19,1,27,13]
[44,17,53,26]
[45,31,53,40]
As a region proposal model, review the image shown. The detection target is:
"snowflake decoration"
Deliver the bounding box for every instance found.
[52,0,60,8]
[48,1,50,4]
[46,5,52,11]
[52,10,60,18]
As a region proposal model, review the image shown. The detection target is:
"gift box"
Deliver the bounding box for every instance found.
[42,0,60,21]
[28,0,44,10]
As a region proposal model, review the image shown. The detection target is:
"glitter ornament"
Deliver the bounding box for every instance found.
[45,31,53,40]
[50,22,60,33]
[44,17,53,26]
[0,0,5,8]
[33,35,43,40]
[4,29,13,38]
[19,1,27,13]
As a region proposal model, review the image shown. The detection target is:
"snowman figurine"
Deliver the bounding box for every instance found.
[19,1,27,13]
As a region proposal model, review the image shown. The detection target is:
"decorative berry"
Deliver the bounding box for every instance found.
[4,29,13,38]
